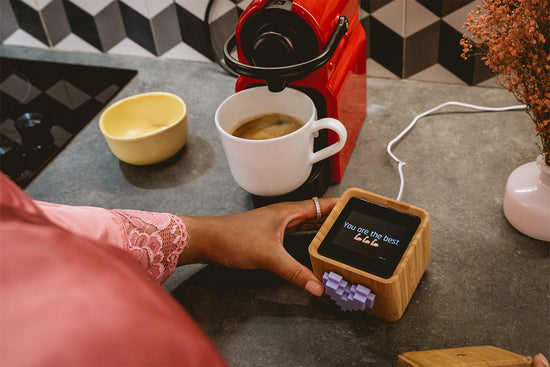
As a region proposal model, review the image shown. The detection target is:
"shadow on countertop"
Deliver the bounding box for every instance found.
[119,135,214,189]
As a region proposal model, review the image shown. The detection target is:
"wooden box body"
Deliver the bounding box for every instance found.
[308,188,430,321]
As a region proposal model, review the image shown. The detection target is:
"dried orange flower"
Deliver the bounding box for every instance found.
[461,0,550,165]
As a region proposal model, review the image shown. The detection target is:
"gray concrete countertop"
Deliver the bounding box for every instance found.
[2,46,548,366]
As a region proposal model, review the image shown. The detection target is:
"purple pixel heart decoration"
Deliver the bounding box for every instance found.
[322,272,376,312]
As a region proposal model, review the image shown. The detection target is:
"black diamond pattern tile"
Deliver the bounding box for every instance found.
[208,5,241,62]
[438,21,493,85]
[369,17,404,78]
[404,21,440,78]
[63,0,102,51]
[471,54,496,86]
[176,4,214,61]
[119,1,156,55]
[9,0,49,45]
[360,14,371,59]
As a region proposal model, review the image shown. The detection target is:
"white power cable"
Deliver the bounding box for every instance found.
[386,101,527,202]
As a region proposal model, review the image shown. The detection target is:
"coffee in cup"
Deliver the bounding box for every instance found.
[215,86,347,197]
[231,113,304,140]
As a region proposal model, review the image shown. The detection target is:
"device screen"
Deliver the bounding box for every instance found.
[318,197,421,278]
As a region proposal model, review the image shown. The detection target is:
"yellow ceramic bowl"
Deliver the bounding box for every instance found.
[99,92,188,165]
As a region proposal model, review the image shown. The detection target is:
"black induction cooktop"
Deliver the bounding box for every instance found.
[0,57,137,188]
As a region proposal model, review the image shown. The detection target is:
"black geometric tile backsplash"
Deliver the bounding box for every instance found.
[438,20,493,85]
[119,1,157,54]
[176,4,213,61]
[403,21,440,79]
[368,17,404,78]
[416,0,473,17]
[1,0,493,85]
[8,0,49,45]
[63,0,103,50]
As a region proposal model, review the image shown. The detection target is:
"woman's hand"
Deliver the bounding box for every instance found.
[178,198,338,296]
[534,354,549,367]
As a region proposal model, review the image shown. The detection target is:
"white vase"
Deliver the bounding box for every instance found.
[503,155,550,242]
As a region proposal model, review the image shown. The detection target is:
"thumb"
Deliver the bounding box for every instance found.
[533,354,549,367]
[270,250,324,297]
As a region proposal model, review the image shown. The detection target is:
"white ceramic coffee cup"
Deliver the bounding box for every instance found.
[215,86,347,196]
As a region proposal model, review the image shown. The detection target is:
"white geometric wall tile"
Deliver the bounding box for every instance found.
[404,0,439,37]
[1,0,19,43]
[371,0,405,36]
[237,0,253,11]
[366,58,400,79]
[66,0,113,16]
[416,0,475,17]
[476,76,499,88]
[16,0,37,9]
[2,29,49,48]
[408,63,467,84]
[53,33,101,53]
[359,6,368,19]
[119,0,148,17]
[35,0,55,9]
[442,0,481,35]
[207,0,237,22]
[146,0,174,17]
[174,0,207,20]
[108,38,156,57]
[160,42,210,62]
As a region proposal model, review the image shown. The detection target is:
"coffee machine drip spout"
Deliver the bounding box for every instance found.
[265,79,287,93]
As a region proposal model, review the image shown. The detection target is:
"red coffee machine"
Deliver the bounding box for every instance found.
[224,0,366,206]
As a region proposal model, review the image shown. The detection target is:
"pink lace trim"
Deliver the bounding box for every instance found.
[111,210,188,283]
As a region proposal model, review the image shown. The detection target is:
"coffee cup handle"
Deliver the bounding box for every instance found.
[310,118,347,164]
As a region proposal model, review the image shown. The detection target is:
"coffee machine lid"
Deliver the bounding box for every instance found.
[223,5,349,92]
[240,4,318,68]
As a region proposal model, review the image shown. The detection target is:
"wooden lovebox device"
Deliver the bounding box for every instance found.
[309,188,430,321]
[398,346,533,367]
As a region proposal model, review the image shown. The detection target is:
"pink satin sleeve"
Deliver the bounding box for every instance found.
[0,173,227,366]
[35,201,188,283]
